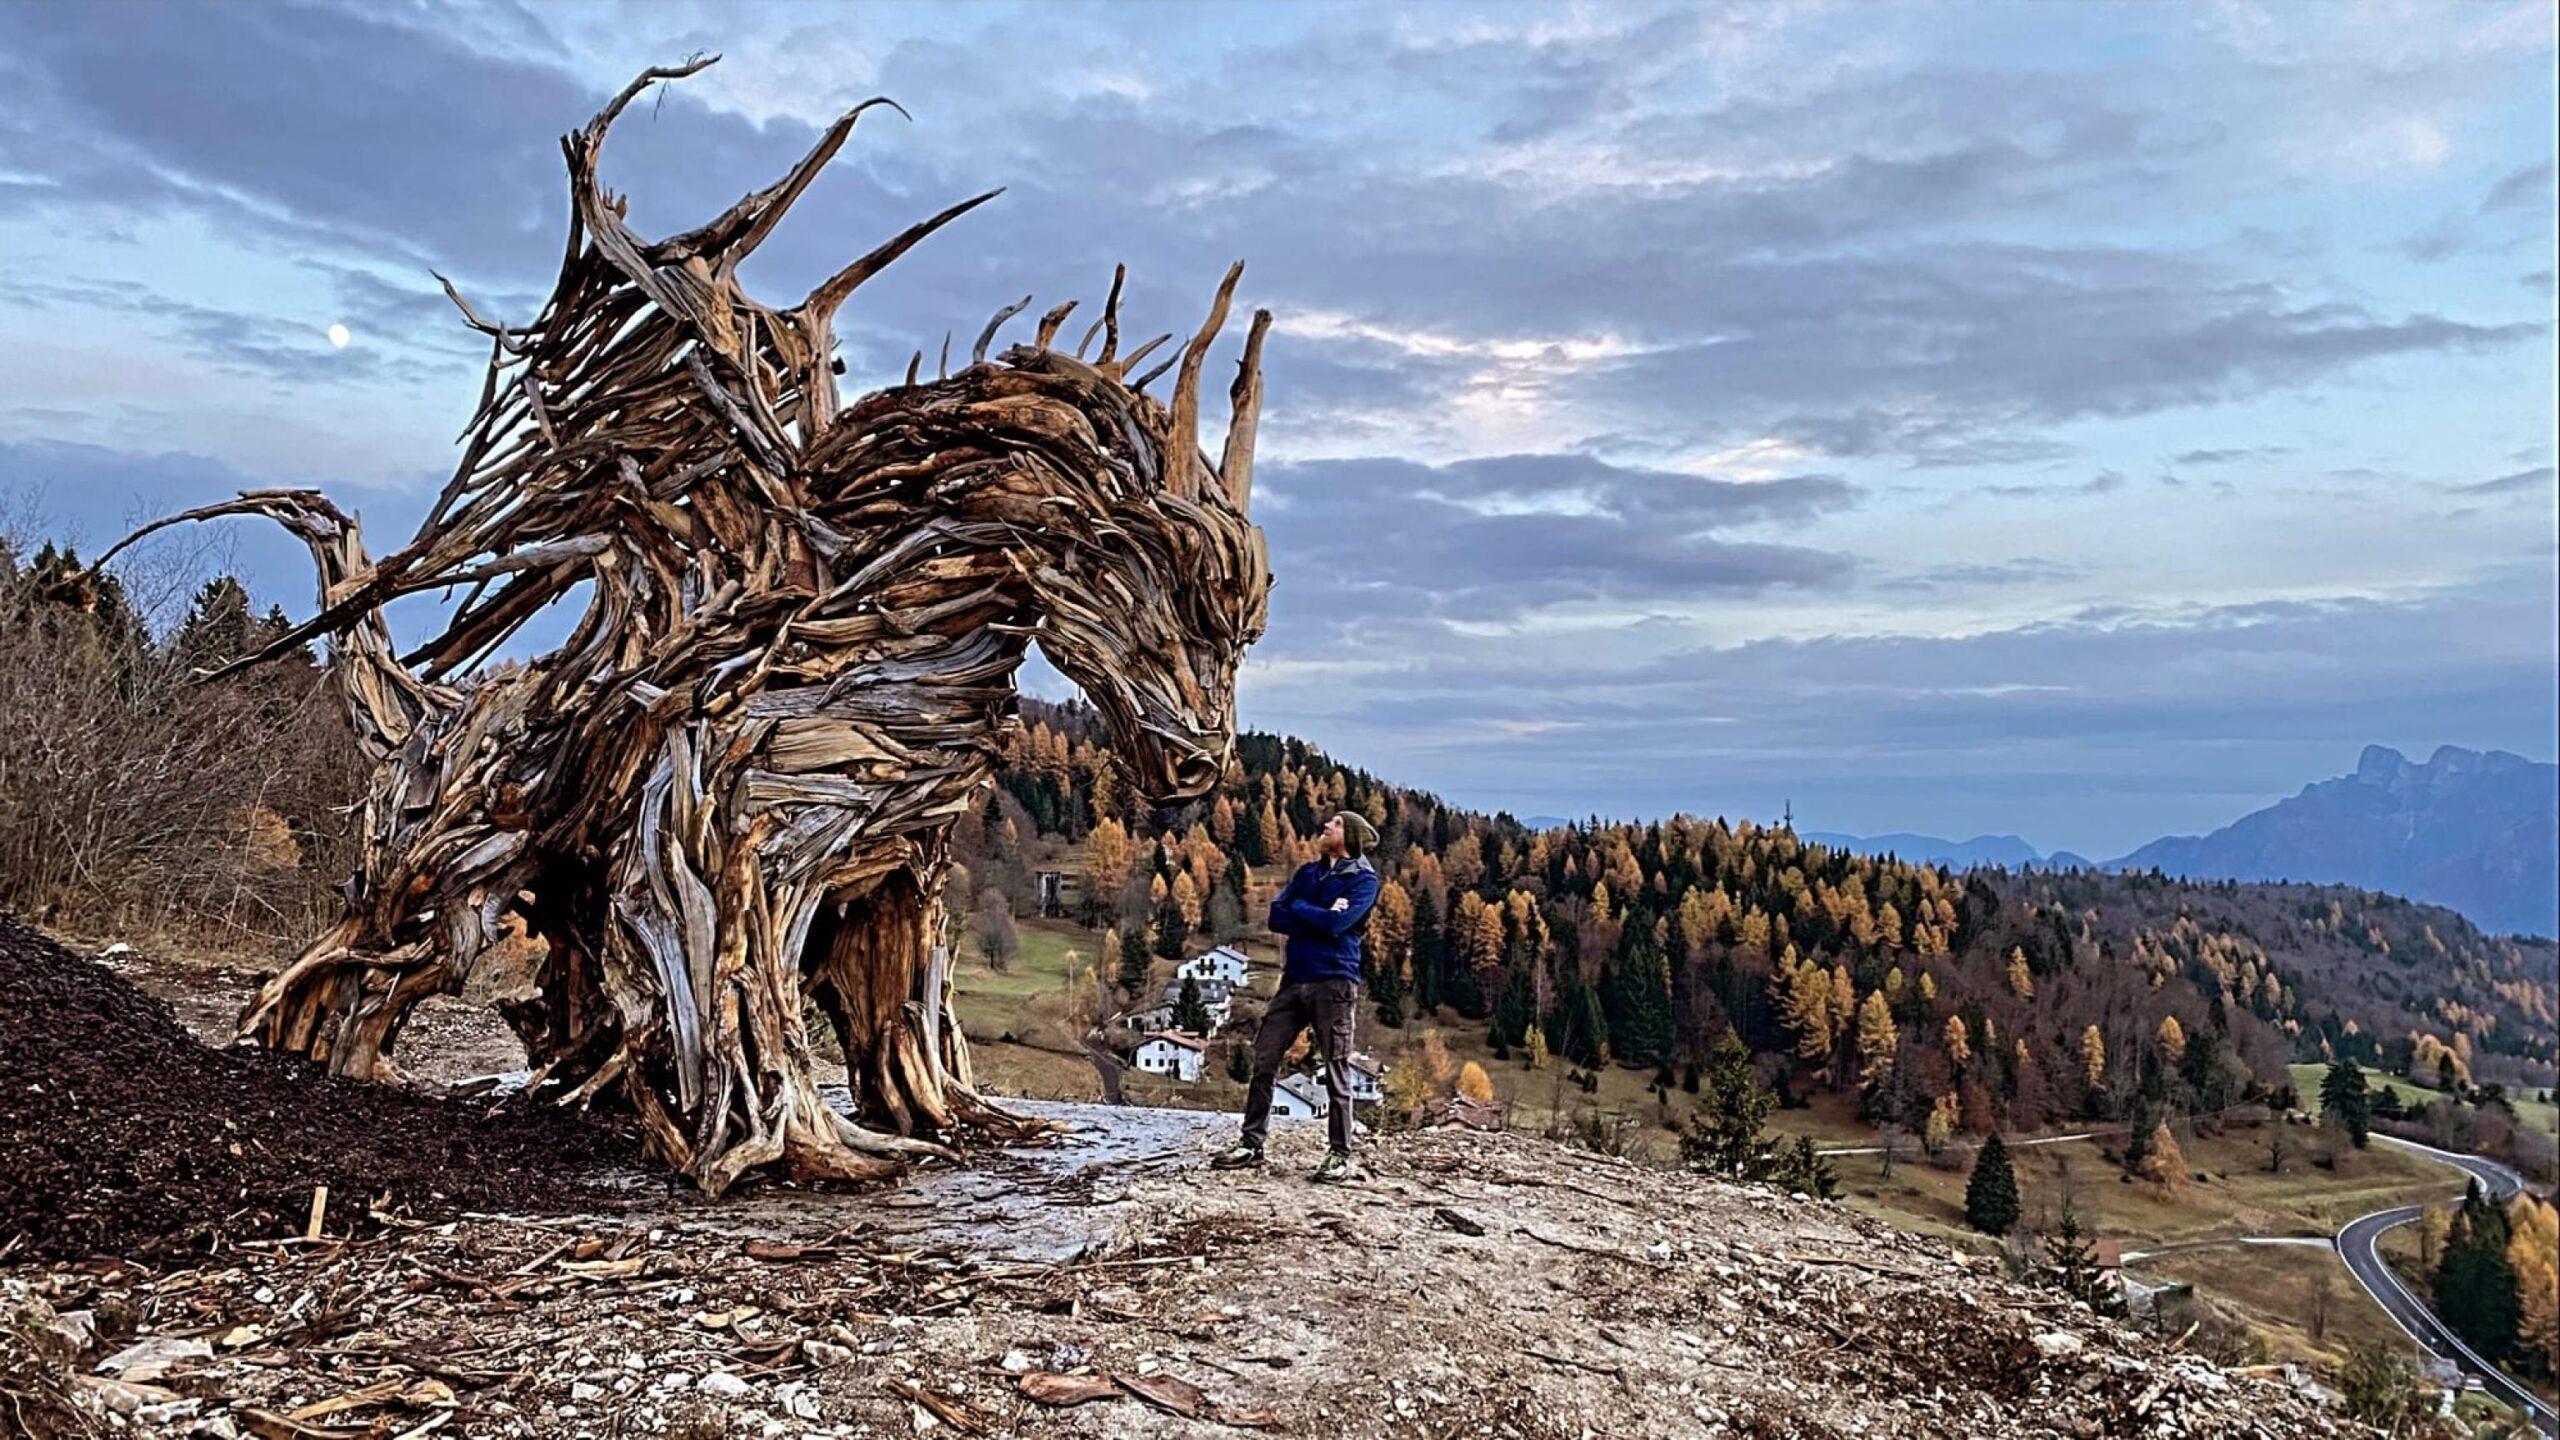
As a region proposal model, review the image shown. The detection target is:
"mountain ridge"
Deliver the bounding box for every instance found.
[1773,746,2555,937]
[2110,744,2556,938]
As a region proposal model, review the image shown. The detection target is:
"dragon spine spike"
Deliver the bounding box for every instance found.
[1166,261,1246,502]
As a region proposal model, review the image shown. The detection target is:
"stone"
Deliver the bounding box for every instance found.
[97,1335,212,1383]
[700,1370,752,1399]
[2031,1331,2085,1360]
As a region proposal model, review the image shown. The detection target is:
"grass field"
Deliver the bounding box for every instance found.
[2137,1245,2406,1370]
[2288,1061,2560,1139]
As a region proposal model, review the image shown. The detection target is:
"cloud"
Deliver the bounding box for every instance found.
[1252,565,2559,855]
[2481,159,2556,214]
[1874,558,2082,593]
[1981,470,2129,499]
[1253,452,1857,639]
[0,275,448,386]
[2450,466,2557,497]
[1,2,2550,860]
[2171,446,2288,466]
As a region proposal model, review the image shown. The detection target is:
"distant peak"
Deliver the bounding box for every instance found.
[2353,745,2409,785]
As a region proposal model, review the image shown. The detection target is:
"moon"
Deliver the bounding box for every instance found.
[327,323,351,349]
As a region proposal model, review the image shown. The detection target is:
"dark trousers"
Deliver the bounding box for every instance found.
[1241,977,1359,1154]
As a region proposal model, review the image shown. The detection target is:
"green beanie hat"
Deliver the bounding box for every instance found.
[1333,810,1378,857]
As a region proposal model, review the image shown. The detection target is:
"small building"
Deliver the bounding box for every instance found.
[1422,1095,1504,1131]
[1178,944,1251,988]
[1122,1004,1175,1034]
[1134,1030,1206,1083]
[1344,1052,1387,1104]
[1033,870,1067,917]
[1269,1072,1330,1121]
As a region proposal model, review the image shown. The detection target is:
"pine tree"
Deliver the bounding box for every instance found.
[1173,975,1213,1035]
[1226,1042,1253,1082]
[1608,933,1672,1067]
[1116,926,1152,1000]
[1235,792,1269,866]
[171,574,255,669]
[2042,1205,2122,1316]
[1410,888,1444,1017]
[1964,1133,2021,1236]
[2436,1180,2521,1362]
[2337,1343,2419,1430]
[1681,1032,1779,1181]
[1773,1136,1839,1200]
[1491,960,1537,1054]
[1561,981,1609,1068]
[2320,1057,2372,1148]
[1152,895,1188,961]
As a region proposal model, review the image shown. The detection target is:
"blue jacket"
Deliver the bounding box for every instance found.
[1268,855,1379,986]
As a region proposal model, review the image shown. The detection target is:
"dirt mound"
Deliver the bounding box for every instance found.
[0,914,643,1260]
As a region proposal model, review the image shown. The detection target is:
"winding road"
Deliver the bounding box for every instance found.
[2339,1135,2554,1436]
[1893,1120,2556,1430]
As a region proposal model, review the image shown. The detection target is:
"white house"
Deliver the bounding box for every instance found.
[1178,945,1251,988]
[1134,1030,1206,1083]
[1269,1072,1329,1121]
[1344,1052,1387,1104]
[1122,1005,1175,1033]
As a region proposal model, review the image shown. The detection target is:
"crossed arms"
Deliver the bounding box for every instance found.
[1268,864,1380,938]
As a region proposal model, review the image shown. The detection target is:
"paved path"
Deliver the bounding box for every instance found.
[2337,1135,2553,1436]
[2118,1235,2330,1264]
[1819,1129,2103,1157]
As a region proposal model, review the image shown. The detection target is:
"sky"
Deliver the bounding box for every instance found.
[0,0,2552,858]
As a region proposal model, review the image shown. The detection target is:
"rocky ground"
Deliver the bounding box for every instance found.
[2,920,2352,1438]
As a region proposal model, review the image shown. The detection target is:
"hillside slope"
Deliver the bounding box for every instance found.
[0,930,2348,1439]
[1001,700,2558,1110]
[2112,745,2558,938]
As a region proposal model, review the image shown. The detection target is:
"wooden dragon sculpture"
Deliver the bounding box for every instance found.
[92,59,1273,1192]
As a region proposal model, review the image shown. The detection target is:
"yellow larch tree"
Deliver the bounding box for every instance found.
[1418,1029,1456,1092]
[2080,1025,2106,1088]
[1943,1013,1972,1068]
[2507,1195,2559,1379]
[2007,947,2035,1000]
[1082,817,1133,912]
[2156,1015,2186,1065]
[2134,1121,2187,1191]
[1855,990,1899,1089]
[1773,947,1832,1062]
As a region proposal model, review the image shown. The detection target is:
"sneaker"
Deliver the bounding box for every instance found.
[1312,1150,1364,1184]
[1210,1143,1265,1170]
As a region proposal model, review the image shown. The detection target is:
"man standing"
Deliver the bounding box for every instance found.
[1214,810,1380,1180]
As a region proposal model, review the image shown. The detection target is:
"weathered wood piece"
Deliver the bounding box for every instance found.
[94,60,1271,1193]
